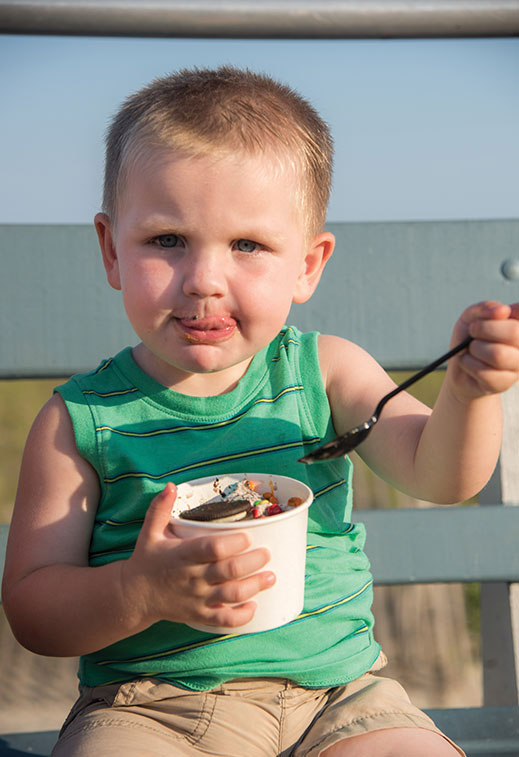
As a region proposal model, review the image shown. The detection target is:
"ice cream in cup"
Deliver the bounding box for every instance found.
[170,473,313,634]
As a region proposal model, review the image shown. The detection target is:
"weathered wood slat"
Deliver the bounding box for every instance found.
[0,730,58,756]
[3,504,518,589]
[426,706,519,755]
[1,220,518,377]
[356,505,519,585]
[0,525,7,587]
[479,383,519,706]
[1,0,518,39]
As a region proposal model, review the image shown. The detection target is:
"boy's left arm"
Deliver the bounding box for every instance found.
[320,301,519,504]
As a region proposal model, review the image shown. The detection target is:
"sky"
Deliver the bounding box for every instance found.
[0,34,517,225]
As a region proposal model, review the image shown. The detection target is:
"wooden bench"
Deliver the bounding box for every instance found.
[1,220,519,756]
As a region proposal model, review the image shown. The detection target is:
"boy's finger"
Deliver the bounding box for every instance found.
[204,601,259,629]
[205,546,271,583]
[456,353,519,394]
[140,482,177,539]
[190,531,251,563]
[209,570,276,605]
[468,317,519,346]
[466,339,519,373]
[461,301,510,327]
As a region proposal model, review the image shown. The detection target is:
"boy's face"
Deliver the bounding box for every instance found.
[95,149,334,395]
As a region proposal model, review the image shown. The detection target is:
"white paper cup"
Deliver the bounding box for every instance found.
[170,472,313,634]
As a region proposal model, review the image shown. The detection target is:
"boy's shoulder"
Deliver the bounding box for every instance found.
[55,347,134,402]
[278,324,318,347]
[272,326,370,375]
[272,325,321,363]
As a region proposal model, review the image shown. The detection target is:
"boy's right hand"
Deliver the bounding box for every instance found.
[122,482,276,630]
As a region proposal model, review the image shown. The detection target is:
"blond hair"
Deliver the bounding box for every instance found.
[102,66,333,236]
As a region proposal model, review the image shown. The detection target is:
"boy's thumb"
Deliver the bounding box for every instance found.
[142,482,177,537]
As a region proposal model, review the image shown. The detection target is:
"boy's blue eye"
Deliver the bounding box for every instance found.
[157,234,180,248]
[236,239,257,253]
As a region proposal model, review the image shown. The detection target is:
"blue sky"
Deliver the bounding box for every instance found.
[0,34,517,224]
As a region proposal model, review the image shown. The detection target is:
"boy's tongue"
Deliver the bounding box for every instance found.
[179,315,236,341]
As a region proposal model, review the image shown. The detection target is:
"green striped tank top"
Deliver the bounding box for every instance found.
[55,326,380,690]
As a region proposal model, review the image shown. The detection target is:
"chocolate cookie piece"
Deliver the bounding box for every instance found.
[179,498,252,522]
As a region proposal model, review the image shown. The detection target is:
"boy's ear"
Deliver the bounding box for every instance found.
[95,212,121,291]
[293,231,335,304]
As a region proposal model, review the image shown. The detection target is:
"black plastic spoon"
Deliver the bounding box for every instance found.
[298,335,473,464]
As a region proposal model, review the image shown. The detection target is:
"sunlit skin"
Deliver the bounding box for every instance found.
[95,149,334,396]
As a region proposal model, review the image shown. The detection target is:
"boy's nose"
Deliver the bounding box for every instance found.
[182,249,228,299]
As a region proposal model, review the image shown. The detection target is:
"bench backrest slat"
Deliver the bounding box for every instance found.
[356,505,519,585]
[1,220,518,377]
[3,505,518,588]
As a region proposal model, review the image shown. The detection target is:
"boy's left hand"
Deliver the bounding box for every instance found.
[449,301,519,401]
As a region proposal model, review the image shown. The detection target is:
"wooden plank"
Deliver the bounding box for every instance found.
[479,383,519,706]
[295,219,519,368]
[1,0,518,39]
[0,524,7,587]
[2,507,519,591]
[0,224,134,378]
[0,730,58,756]
[426,706,519,756]
[1,220,519,377]
[355,505,519,585]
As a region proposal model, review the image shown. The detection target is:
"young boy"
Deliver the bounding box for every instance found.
[3,66,519,757]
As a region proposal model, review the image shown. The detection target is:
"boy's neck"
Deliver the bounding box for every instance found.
[131,343,253,397]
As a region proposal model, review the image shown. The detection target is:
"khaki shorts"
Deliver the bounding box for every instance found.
[52,672,464,756]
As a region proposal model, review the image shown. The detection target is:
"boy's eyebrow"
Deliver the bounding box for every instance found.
[133,214,182,232]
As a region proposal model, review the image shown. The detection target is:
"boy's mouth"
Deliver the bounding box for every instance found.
[177,315,236,343]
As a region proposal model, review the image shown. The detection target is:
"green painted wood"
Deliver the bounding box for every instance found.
[0,224,134,378]
[0,730,58,756]
[296,219,519,369]
[3,506,518,592]
[1,220,518,377]
[426,706,519,755]
[355,505,519,585]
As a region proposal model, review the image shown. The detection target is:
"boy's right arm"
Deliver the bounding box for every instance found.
[1,395,274,657]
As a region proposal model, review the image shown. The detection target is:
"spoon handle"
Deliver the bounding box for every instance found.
[372,334,473,419]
